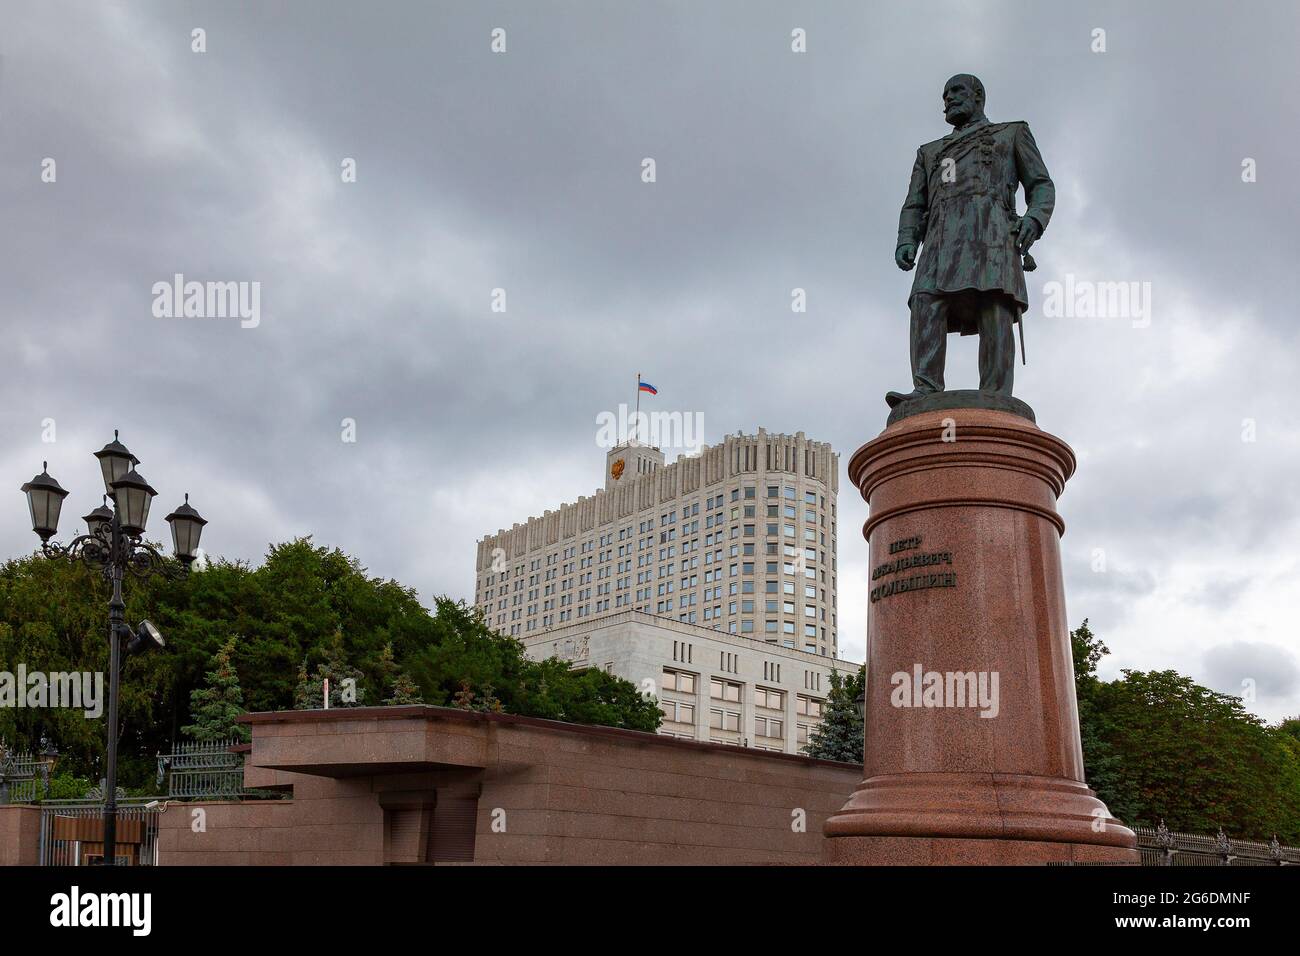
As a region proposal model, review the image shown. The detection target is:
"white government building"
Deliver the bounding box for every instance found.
[475,429,859,754]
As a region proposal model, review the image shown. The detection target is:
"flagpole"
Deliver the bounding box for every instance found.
[635,373,641,445]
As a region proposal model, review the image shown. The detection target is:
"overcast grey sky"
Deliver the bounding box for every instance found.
[3,1,1298,721]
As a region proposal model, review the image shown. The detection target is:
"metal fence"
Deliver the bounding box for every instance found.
[156,738,246,798]
[0,744,52,804]
[1135,821,1299,866]
[38,800,163,867]
[27,736,247,866]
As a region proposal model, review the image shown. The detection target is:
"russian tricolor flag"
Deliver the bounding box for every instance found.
[638,381,658,396]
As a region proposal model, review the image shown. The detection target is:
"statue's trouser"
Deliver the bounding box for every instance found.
[910,291,1018,394]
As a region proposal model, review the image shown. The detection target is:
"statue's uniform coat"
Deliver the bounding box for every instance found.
[897,119,1054,333]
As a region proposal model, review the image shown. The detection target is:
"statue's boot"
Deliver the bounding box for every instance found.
[885,389,927,409]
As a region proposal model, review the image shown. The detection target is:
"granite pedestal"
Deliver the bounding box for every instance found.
[824,401,1138,865]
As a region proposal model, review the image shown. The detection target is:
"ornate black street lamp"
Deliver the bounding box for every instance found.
[20,431,207,866]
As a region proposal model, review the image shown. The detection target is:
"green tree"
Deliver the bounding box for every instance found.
[515,657,661,733]
[1278,716,1300,745]
[377,643,423,705]
[0,538,659,788]
[386,672,423,706]
[804,666,865,762]
[404,600,529,709]
[1071,620,1127,817]
[1073,621,1300,842]
[406,600,661,731]
[45,770,97,800]
[293,631,365,708]
[450,681,502,713]
[181,636,250,742]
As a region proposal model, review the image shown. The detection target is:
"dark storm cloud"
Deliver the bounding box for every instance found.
[3,1,1298,719]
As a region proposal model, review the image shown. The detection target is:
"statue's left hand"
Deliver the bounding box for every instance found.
[1014,217,1041,255]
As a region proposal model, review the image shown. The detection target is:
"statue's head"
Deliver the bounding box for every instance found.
[942,74,985,127]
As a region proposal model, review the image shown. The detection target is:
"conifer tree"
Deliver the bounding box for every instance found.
[292,630,365,708]
[378,642,424,705]
[804,666,865,762]
[182,637,250,742]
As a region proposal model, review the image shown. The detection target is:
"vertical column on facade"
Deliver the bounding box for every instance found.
[740,662,754,750]
[785,677,798,754]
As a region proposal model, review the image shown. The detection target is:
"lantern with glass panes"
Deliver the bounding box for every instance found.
[20,430,208,867]
[23,431,207,569]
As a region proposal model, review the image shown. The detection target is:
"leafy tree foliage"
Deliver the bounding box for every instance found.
[450,682,502,714]
[293,631,366,709]
[804,666,865,762]
[1072,620,1300,842]
[385,673,423,706]
[46,770,97,800]
[376,642,423,705]
[512,656,661,732]
[0,537,658,790]
[1280,717,1300,742]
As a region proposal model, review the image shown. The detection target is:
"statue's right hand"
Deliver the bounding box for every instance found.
[895,243,917,271]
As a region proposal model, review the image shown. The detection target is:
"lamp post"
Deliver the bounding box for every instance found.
[20,431,207,866]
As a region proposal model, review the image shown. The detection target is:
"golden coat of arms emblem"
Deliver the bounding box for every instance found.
[611,458,626,480]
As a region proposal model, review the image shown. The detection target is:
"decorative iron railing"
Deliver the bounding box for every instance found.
[156,738,246,798]
[38,799,163,866]
[1135,821,1299,866]
[0,743,53,804]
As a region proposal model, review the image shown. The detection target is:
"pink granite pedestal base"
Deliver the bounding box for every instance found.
[823,407,1138,866]
[825,834,1139,866]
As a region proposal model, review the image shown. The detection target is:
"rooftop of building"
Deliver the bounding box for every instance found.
[523,608,862,668]
[477,426,838,547]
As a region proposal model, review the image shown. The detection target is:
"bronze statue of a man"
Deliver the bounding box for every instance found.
[886,74,1055,409]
